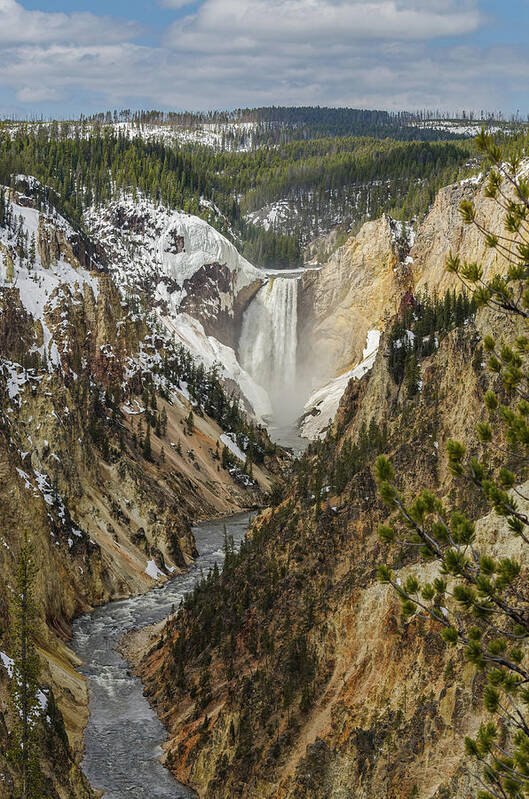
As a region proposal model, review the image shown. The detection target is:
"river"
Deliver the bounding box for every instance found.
[71,511,253,799]
[267,420,310,455]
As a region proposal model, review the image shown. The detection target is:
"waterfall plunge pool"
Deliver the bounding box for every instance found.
[72,512,253,799]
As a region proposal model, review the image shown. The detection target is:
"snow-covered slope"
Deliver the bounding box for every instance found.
[161,312,272,419]
[84,196,263,341]
[0,185,100,367]
[84,195,260,290]
[246,200,299,232]
[300,330,380,439]
[84,195,273,418]
[409,119,518,136]
[112,121,258,151]
[0,187,268,424]
[3,121,259,152]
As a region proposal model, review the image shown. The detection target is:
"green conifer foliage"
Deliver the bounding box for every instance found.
[376,130,529,799]
[143,423,152,461]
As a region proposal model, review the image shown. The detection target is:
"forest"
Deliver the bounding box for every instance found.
[1,117,527,267]
[83,105,524,142]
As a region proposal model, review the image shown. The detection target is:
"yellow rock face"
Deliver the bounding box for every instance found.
[300,214,403,380]
[136,168,528,799]
[300,170,517,384]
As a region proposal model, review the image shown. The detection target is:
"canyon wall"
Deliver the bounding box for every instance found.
[0,186,283,798]
[137,168,523,798]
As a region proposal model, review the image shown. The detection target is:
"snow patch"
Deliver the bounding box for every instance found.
[0,191,99,369]
[220,433,245,462]
[162,313,272,420]
[145,560,164,580]
[84,195,261,311]
[301,329,380,440]
[0,651,14,677]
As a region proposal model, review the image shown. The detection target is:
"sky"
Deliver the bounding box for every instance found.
[0,0,527,118]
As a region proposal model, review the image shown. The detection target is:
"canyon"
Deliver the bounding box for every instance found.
[0,128,523,799]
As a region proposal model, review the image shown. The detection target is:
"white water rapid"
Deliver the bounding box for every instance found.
[239,276,298,408]
[239,275,309,452]
[72,513,252,799]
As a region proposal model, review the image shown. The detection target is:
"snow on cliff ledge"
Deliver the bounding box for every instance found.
[0,191,99,367]
[85,195,270,418]
[162,312,272,420]
[84,196,261,307]
[301,330,380,440]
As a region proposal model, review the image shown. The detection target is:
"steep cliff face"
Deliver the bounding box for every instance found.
[409,174,504,293]
[136,154,525,796]
[298,166,520,439]
[84,196,272,418]
[84,197,264,348]
[299,214,407,382]
[0,184,283,798]
[138,300,504,799]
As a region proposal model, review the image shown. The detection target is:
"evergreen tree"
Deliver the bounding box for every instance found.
[375,131,529,799]
[28,234,36,269]
[221,445,231,470]
[404,353,421,397]
[160,406,168,436]
[0,189,5,227]
[244,454,254,479]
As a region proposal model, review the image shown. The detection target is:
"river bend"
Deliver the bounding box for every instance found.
[72,512,252,798]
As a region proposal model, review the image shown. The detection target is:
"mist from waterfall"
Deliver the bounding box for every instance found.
[239,277,299,424]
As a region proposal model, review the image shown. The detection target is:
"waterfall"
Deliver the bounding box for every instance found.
[239,277,298,415]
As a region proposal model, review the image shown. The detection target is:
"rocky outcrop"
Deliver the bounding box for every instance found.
[37,214,106,272]
[139,307,501,799]
[410,175,507,293]
[299,214,408,382]
[300,169,518,388]
[0,190,283,799]
[178,262,262,349]
[82,197,272,417]
[298,169,519,436]
[84,197,265,349]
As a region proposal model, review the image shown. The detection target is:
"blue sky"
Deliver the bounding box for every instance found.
[0,0,527,117]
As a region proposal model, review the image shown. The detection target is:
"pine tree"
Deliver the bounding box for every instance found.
[404,353,421,397]
[28,233,36,270]
[375,131,529,799]
[8,533,42,799]
[244,455,254,479]
[160,406,168,436]
[197,664,212,711]
[221,445,231,470]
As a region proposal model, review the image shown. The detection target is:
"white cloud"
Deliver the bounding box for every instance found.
[16,85,60,102]
[165,0,482,51]
[0,0,140,46]
[159,0,196,7]
[0,0,525,114]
